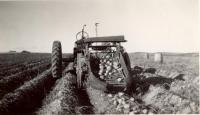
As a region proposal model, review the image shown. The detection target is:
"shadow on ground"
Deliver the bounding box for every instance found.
[75,89,94,114]
[68,71,94,114]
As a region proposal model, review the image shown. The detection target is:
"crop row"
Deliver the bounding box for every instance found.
[0,53,50,67]
[38,72,78,115]
[38,63,93,115]
[0,59,50,79]
[0,68,56,114]
[0,57,50,73]
[0,63,51,99]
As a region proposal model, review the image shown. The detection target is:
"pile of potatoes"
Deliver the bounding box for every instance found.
[106,92,154,114]
[98,54,124,82]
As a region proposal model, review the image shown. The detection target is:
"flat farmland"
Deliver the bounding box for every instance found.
[129,52,199,77]
[0,52,199,114]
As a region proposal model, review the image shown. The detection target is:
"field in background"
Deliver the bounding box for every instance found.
[129,52,199,77]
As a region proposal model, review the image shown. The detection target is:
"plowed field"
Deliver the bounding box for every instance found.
[0,52,199,114]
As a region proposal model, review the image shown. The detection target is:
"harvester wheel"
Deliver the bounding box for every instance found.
[77,69,83,88]
[76,53,83,88]
[51,41,62,78]
[123,52,131,71]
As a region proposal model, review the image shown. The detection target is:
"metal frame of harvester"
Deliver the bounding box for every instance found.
[51,26,134,92]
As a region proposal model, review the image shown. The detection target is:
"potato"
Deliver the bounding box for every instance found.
[118,92,124,97]
[113,100,118,106]
[108,72,112,75]
[113,63,120,69]
[124,104,130,109]
[130,97,135,101]
[117,68,122,71]
[99,64,104,67]
[106,55,110,59]
[104,72,108,76]
[108,61,113,66]
[142,109,148,114]
[117,78,122,82]
[113,69,117,73]
[99,66,104,70]
[117,98,122,104]
[107,94,113,97]
[99,71,103,76]
[100,75,105,79]
[105,65,109,68]
[113,62,118,66]
[106,66,112,71]
[100,63,104,66]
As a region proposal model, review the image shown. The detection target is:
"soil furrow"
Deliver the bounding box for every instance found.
[0,63,51,99]
[0,68,56,114]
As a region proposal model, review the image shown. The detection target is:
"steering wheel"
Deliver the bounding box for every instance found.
[76,25,89,40]
[76,31,89,40]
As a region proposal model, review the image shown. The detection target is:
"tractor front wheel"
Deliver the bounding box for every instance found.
[51,41,62,78]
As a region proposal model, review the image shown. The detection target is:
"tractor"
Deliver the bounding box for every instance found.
[51,25,134,92]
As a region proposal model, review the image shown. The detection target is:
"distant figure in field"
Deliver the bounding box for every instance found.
[154,53,163,64]
[144,53,150,59]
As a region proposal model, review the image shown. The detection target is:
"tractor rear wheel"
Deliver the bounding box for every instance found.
[51,41,62,78]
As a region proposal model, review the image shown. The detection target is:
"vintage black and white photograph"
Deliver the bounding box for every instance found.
[0,0,199,114]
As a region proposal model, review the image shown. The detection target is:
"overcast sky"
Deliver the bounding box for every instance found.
[0,0,199,53]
